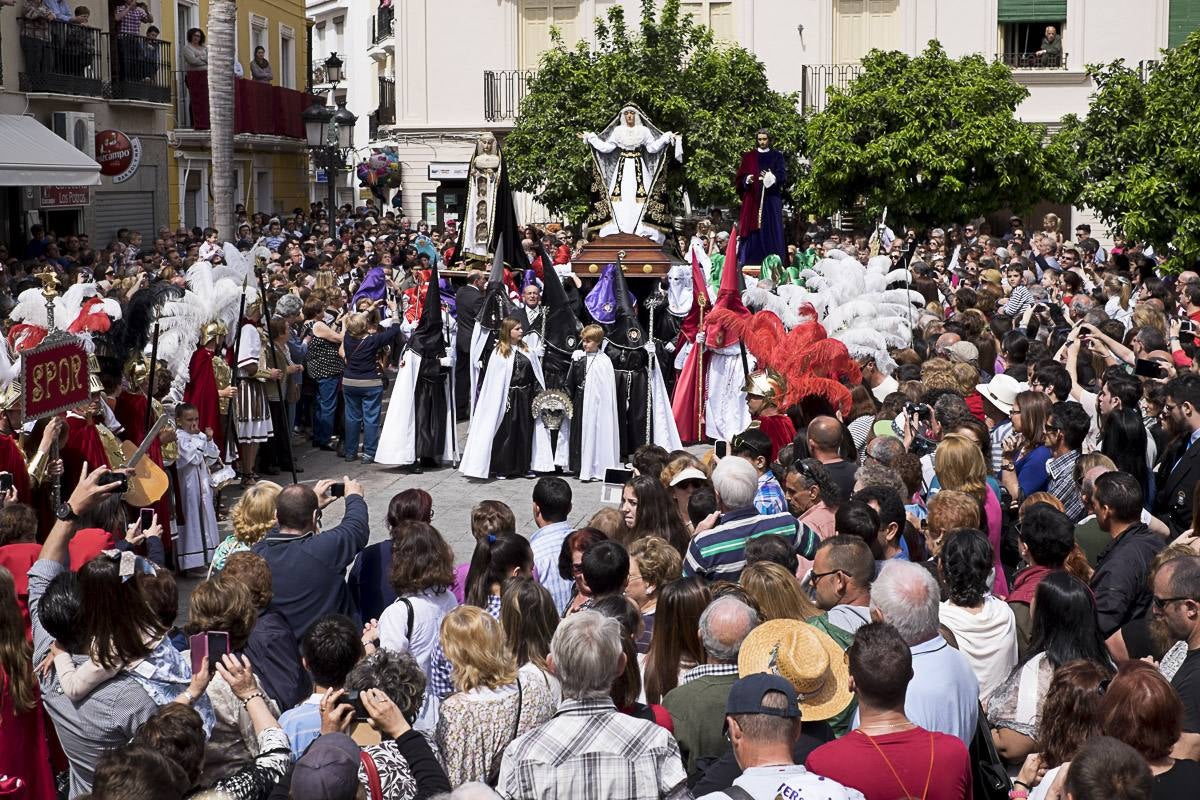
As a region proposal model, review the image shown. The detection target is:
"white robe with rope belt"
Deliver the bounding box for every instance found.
[459,345,554,479]
[555,351,621,481]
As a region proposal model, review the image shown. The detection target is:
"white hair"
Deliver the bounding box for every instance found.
[712,456,759,509]
[869,561,941,645]
[699,596,760,663]
[551,610,623,701]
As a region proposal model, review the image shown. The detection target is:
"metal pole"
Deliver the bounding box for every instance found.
[143,319,160,435]
[327,153,337,225]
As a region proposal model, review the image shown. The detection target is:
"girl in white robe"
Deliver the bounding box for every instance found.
[459,317,554,479]
[174,403,221,571]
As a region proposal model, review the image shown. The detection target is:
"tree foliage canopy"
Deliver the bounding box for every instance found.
[1053,38,1200,271]
[799,41,1073,227]
[504,0,805,223]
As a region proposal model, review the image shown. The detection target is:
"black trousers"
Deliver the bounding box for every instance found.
[454,346,472,420]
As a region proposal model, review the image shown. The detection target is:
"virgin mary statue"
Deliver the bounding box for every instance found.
[582,105,682,243]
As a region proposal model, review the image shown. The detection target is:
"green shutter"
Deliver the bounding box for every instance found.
[1170,0,1200,47]
[997,1,1068,23]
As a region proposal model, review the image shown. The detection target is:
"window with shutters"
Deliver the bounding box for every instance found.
[1169,0,1200,48]
[998,1,1067,67]
[519,0,580,71]
[680,1,735,42]
[832,0,901,64]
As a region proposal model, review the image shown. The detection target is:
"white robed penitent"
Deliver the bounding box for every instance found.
[648,344,683,451]
[375,347,458,466]
[704,343,755,442]
[555,352,621,481]
[459,344,555,479]
[175,429,221,571]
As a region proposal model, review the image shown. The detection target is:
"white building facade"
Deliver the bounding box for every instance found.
[308,0,1198,231]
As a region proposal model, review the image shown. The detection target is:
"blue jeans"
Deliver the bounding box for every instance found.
[313,376,340,445]
[344,384,384,459]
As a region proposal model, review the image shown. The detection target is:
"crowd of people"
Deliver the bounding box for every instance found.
[0,201,1199,800]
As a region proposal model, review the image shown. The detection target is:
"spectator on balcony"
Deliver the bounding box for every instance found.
[44,0,84,23]
[182,27,206,71]
[250,45,273,83]
[1036,25,1062,67]
[114,0,151,82]
[141,25,161,81]
[20,0,57,78]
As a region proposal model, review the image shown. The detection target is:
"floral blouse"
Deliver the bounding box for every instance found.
[435,677,555,786]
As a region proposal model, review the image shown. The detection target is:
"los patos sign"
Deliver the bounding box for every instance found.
[95,129,142,184]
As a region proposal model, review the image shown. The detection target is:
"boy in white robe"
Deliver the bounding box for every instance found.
[174,402,221,571]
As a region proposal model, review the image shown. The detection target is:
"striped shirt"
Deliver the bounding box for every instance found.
[754,471,788,515]
[683,507,800,582]
[1047,449,1085,522]
[1004,284,1033,316]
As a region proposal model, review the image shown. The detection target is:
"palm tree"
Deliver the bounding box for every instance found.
[207,0,236,238]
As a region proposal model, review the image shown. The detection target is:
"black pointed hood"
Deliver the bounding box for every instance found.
[607,261,645,348]
[538,254,582,354]
[479,233,516,331]
[408,260,445,358]
[490,158,530,274]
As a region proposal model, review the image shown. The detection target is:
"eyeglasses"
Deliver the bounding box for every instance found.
[810,568,846,587]
[1152,595,1194,610]
[1044,422,1059,433]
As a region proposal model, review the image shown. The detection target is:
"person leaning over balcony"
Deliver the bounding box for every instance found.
[250,45,273,83]
[182,27,207,71]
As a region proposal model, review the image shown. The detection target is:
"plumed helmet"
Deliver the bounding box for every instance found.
[88,353,104,395]
[124,356,151,390]
[742,368,787,405]
[0,379,22,413]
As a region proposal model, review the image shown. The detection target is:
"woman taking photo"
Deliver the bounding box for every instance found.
[436,606,555,785]
[620,474,690,555]
[460,317,553,479]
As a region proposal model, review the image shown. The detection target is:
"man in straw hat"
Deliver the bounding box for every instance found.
[805,622,972,799]
[692,674,862,800]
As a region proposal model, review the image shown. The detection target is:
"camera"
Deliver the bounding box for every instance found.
[329,482,346,498]
[97,471,129,493]
[339,689,370,721]
[0,472,12,493]
[905,402,932,421]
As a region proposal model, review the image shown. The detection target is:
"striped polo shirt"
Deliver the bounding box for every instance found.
[683,506,800,582]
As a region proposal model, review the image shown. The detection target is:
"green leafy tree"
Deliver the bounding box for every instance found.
[1053,39,1200,270]
[504,0,805,224]
[799,41,1071,228]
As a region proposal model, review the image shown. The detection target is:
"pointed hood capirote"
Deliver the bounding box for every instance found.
[479,233,516,332]
[606,259,645,349]
[537,256,582,355]
[408,260,446,359]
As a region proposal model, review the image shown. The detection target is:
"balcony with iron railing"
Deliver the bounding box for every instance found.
[999,51,1069,69]
[799,64,863,113]
[19,18,104,96]
[377,76,395,125]
[483,69,535,122]
[106,32,172,103]
[371,4,395,45]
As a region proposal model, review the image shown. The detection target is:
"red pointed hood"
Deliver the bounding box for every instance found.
[704,224,749,346]
[679,249,710,344]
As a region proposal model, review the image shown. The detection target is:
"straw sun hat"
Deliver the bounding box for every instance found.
[737,619,852,721]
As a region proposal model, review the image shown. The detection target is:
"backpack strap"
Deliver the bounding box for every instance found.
[399,596,414,641]
[722,786,756,800]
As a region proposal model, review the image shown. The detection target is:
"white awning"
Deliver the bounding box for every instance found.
[0,115,101,186]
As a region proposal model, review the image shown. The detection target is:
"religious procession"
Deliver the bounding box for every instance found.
[2,2,1200,800]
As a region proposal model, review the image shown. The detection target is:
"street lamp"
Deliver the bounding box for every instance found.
[303,53,357,219]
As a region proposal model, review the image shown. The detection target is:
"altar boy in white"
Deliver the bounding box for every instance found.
[557,324,621,481]
[174,402,222,571]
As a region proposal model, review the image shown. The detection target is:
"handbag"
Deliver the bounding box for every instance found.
[969,701,1013,800]
[486,677,523,787]
[359,750,383,800]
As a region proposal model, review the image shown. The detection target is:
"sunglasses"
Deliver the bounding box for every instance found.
[1152,595,1194,610]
